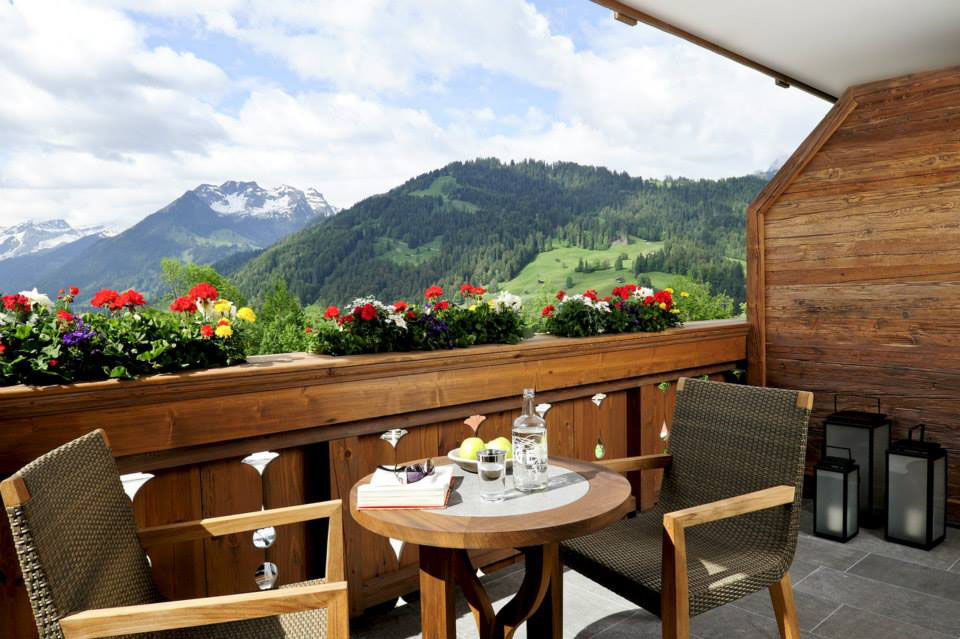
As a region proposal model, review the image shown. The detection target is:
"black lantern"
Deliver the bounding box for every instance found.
[886,425,948,550]
[814,447,859,542]
[824,395,890,526]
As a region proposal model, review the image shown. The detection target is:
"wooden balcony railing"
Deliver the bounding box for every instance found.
[0,319,747,633]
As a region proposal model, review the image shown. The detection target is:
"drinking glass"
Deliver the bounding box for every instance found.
[477,449,507,502]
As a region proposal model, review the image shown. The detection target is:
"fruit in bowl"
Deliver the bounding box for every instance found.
[448,436,514,472]
[459,436,486,460]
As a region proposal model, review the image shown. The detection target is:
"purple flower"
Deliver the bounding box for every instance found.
[63,317,95,346]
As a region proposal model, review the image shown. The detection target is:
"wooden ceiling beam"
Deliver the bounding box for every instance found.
[591,0,838,103]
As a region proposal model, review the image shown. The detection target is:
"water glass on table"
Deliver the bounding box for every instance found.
[477,449,507,502]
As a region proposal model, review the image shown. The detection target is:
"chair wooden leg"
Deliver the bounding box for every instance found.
[769,572,800,639]
[328,589,350,639]
[661,521,689,639]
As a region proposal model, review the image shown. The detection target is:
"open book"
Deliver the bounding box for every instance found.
[357,465,455,509]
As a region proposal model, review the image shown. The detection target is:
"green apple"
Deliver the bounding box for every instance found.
[459,437,486,460]
[485,436,513,460]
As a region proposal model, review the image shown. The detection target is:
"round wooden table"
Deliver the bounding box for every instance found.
[350,456,632,639]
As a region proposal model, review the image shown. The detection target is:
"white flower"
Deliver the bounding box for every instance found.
[594,301,611,313]
[387,313,407,330]
[493,291,522,312]
[633,287,654,300]
[349,297,388,311]
[19,288,53,310]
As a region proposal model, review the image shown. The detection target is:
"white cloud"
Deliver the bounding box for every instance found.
[0,0,830,231]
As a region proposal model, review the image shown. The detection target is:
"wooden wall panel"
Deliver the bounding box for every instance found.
[200,458,265,596]
[132,466,206,601]
[750,66,960,523]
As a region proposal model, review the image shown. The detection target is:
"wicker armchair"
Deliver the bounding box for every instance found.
[0,430,348,639]
[562,378,812,639]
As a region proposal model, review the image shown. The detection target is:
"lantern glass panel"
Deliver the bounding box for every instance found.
[816,470,846,537]
[932,457,946,541]
[887,454,928,545]
[846,471,858,533]
[826,425,870,511]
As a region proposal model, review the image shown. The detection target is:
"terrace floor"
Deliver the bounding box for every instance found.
[352,502,960,639]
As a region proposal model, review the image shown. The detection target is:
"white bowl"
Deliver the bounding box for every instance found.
[447,448,513,474]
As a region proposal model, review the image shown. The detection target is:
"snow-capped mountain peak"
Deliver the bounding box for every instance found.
[0,219,112,261]
[192,181,337,219]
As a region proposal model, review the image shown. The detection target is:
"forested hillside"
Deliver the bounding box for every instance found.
[226,159,765,307]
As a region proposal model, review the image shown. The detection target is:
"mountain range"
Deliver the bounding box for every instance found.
[223,159,764,307]
[0,181,336,299]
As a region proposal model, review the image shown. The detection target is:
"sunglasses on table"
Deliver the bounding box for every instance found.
[378,458,435,484]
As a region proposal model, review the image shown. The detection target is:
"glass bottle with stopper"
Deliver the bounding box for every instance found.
[512,388,548,491]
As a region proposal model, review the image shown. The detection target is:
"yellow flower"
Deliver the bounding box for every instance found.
[469,304,477,311]
[665,287,674,294]
[488,299,495,307]
[214,300,232,313]
[659,302,667,310]
[236,307,257,322]
[680,291,689,298]
[215,324,233,338]
[671,308,680,314]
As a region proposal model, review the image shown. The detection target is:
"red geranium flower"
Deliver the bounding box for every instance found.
[471,286,486,297]
[393,300,407,313]
[3,294,31,312]
[58,289,64,295]
[603,296,612,303]
[626,284,637,294]
[612,287,630,300]
[342,315,354,324]
[406,310,416,320]
[359,303,377,321]
[170,296,198,313]
[90,289,120,308]
[556,290,565,300]
[305,326,313,334]
[424,285,443,300]
[48,359,57,367]
[654,290,672,309]
[643,295,654,305]
[200,324,214,338]
[57,310,74,323]
[69,286,79,296]
[189,283,218,302]
[434,301,449,312]
[112,290,146,311]
[323,305,340,319]
[583,290,599,302]
[0,343,6,355]
[459,283,472,296]
[541,305,555,317]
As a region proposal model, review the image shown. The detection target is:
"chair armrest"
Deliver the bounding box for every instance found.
[658,484,796,635]
[59,581,348,639]
[663,485,796,529]
[596,453,672,474]
[139,500,341,548]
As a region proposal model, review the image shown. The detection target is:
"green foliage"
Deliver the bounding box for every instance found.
[245,278,310,355]
[665,276,736,321]
[161,259,247,306]
[0,291,248,387]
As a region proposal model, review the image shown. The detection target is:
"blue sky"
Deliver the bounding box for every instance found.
[0,0,830,229]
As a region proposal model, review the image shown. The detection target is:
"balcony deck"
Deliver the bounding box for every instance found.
[352,502,960,639]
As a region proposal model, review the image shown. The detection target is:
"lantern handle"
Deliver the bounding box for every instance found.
[833,393,881,414]
[907,424,926,441]
[825,445,852,460]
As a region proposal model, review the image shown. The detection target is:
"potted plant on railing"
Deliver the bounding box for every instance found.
[0,284,256,386]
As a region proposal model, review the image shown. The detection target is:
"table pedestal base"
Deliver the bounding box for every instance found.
[418,543,562,639]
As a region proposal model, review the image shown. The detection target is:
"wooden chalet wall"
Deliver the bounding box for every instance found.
[747,66,960,523]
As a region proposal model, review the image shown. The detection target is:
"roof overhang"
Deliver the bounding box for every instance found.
[593,0,960,103]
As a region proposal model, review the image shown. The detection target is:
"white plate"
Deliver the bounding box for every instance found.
[447,448,513,474]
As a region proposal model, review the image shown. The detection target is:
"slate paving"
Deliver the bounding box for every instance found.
[352,502,960,638]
